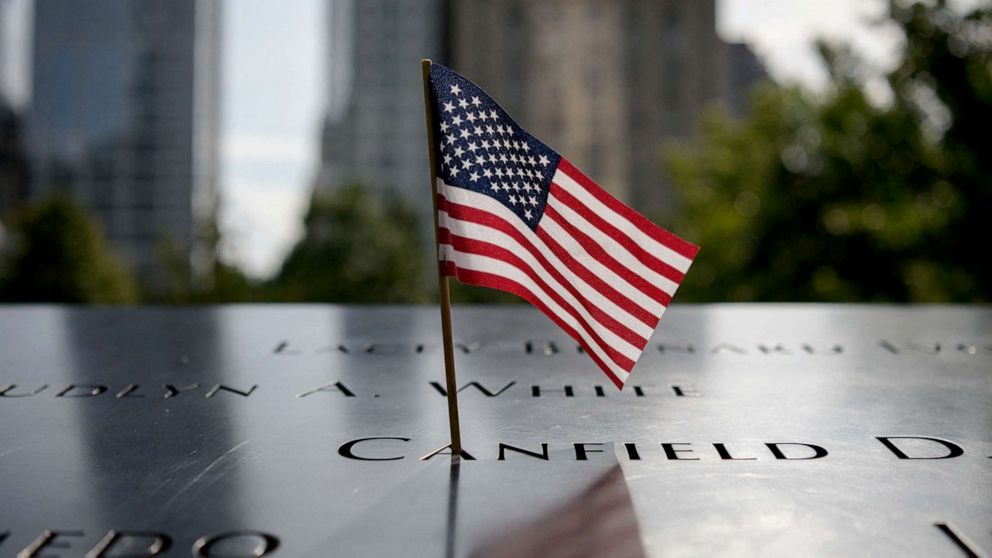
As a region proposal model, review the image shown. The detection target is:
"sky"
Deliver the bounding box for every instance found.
[2,0,932,278]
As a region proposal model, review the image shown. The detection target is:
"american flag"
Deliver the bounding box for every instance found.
[428,64,699,389]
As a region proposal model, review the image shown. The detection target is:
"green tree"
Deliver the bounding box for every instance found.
[665,0,990,302]
[268,183,427,302]
[0,196,138,303]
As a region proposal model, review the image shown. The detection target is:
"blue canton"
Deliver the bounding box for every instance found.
[430,64,561,231]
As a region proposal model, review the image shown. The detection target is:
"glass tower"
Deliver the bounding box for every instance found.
[27,0,222,286]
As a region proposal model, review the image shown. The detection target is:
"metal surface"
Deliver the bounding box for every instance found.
[0,305,989,557]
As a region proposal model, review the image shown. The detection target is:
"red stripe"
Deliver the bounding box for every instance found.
[440,260,627,389]
[550,182,686,285]
[557,158,700,259]
[540,204,673,307]
[438,227,640,369]
[439,194,658,328]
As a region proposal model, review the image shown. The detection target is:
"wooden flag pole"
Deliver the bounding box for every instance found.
[421,58,462,455]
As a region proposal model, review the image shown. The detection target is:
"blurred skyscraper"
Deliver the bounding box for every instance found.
[318,0,446,223]
[726,42,767,119]
[451,0,763,217]
[26,0,222,287]
[0,0,27,220]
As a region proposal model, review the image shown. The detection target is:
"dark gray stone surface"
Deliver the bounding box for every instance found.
[0,305,989,556]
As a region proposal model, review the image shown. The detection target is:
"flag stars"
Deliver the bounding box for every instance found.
[434,75,554,225]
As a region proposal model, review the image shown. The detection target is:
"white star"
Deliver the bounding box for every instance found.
[471,96,481,107]
[454,146,465,158]
[528,197,538,206]
[483,168,493,179]
[480,140,491,149]
[450,84,462,96]
[475,156,485,165]
[495,168,504,178]
[478,111,489,121]
[538,155,550,167]
[461,160,472,171]
[522,143,531,152]
[467,142,478,153]
[469,172,479,182]
[460,129,470,139]
[458,98,469,109]
[440,122,449,132]
[485,125,495,135]
[524,209,533,220]
[509,195,519,205]
[443,154,452,166]
[466,112,477,123]
[452,115,463,126]
[450,168,460,177]
[490,182,500,192]
[443,101,455,113]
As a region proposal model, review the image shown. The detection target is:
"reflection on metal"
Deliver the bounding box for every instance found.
[0,305,989,556]
[472,465,645,558]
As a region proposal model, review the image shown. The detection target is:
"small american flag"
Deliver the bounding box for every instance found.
[428,63,699,389]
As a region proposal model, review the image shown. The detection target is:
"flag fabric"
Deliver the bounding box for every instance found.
[427,63,699,389]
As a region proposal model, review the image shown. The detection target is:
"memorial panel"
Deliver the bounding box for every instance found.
[0,305,989,556]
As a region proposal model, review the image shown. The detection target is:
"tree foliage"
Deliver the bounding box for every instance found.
[268,183,428,302]
[665,0,990,302]
[0,196,138,303]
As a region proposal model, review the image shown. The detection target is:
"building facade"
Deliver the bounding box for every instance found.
[451,0,747,217]
[318,0,447,224]
[26,0,222,286]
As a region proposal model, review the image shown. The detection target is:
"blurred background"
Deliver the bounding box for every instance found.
[0,0,987,304]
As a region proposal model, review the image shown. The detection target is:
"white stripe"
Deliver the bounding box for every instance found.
[553,168,693,273]
[438,243,631,383]
[440,181,667,318]
[440,206,652,347]
[439,191,654,339]
[547,193,681,295]
[539,217,670,313]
